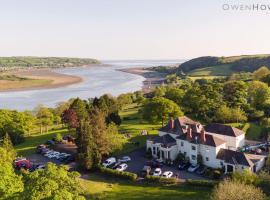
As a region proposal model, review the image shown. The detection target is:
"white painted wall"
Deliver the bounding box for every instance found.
[206,132,245,150]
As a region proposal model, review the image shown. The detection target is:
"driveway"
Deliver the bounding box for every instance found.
[120,148,207,180]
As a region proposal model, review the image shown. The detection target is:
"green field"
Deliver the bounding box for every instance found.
[80,174,211,200]
[188,64,234,77]
[115,103,161,155]
[15,128,71,156]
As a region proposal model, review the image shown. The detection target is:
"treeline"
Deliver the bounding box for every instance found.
[141,66,270,138]
[177,54,270,74]
[0,56,99,69]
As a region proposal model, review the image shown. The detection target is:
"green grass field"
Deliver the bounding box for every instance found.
[115,103,161,155]
[188,64,234,77]
[80,173,211,200]
[15,128,71,156]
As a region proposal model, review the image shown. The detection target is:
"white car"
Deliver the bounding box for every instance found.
[118,156,131,163]
[162,171,173,178]
[102,157,116,167]
[187,164,200,172]
[153,168,162,176]
[116,163,128,171]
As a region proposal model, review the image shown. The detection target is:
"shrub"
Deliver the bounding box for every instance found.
[99,166,137,181]
[211,180,266,200]
[186,179,218,187]
[212,169,222,180]
[232,169,259,185]
[54,133,62,143]
[145,175,177,184]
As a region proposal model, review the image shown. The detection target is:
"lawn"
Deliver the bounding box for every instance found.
[15,128,71,156]
[188,64,234,77]
[80,173,211,200]
[115,103,161,155]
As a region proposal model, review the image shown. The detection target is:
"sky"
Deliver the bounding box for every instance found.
[0,0,270,60]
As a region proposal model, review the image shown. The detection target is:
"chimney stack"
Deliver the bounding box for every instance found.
[200,128,206,143]
[186,126,192,140]
[169,118,174,129]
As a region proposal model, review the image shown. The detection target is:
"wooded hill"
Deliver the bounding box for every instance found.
[0,56,100,68]
[177,54,270,76]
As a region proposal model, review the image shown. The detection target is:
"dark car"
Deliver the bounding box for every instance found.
[196,165,207,175]
[63,155,75,164]
[178,161,190,170]
[46,140,55,146]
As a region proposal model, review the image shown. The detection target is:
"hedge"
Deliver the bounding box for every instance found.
[145,175,177,184]
[99,166,137,181]
[185,179,218,187]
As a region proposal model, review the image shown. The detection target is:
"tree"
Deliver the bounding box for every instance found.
[0,161,24,199]
[0,110,35,144]
[165,74,180,85]
[211,180,265,200]
[1,133,16,160]
[265,152,270,173]
[233,107,247,123]
[62,108,79,129]
[223,81,248,108]
[106,112,122,126]
[248,81,270,110]
[215,105,232,123]
[36,106,54,133]
[253,66,270,80]
[153,86,166,97]
[76,109,111,170]
[93,94,119,115]
[117,93,133,109]
[142,97,183,126]
[164,87,185,106]
[22,163,85,200]
[106,123,125,152]
[69,98,88,121]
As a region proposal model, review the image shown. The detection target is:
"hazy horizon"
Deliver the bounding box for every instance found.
[1,0,270,60]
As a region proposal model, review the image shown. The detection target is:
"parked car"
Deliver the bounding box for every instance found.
[187,164,200,172]
[141,165,151,177]
[178,161,190,170]
[196,165,207,175]
[63,155,75,164]
[118,156,131,163]
[162,171,173,178]
[102,157,116,167]
[116,163,128,171]
[111,161,122,169]
[153,168,162,176]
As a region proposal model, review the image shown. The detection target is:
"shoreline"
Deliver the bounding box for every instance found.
[118,68,166,93]
[0,67,84,92]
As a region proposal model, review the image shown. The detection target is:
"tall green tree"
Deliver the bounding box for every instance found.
[36,106,54,133]
[248,81,270,110]
[22,163,85,200]
[223,81,248,108]
[76,109,111,170]
[142,97,183,126]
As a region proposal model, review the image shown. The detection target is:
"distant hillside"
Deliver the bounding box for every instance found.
[0,57,100,69]
[177,54,270,76]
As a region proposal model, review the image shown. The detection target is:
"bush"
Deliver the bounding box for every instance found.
[54,133,62,143]
[99,166,137,181]
[211,180,266,200]
[145,175,177,184]
[212,169,222,180]
[186,179,218,187]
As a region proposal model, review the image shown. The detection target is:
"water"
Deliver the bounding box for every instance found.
[0,60,184,111]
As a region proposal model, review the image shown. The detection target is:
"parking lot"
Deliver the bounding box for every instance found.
[119,148,207,180]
